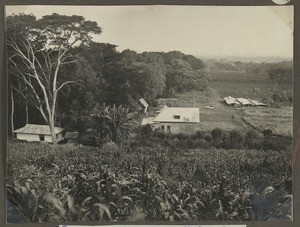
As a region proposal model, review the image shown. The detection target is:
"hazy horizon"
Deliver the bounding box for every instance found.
[6,5,293,59]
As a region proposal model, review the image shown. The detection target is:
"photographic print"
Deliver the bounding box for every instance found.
[5,5,293,223]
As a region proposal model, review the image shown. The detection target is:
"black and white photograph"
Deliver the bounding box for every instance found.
[5,5,293,223]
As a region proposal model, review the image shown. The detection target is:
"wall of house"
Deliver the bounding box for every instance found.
[16,132,64,143]
[152,122,200,134]
[44,135,53,143]
[16,133,40,142]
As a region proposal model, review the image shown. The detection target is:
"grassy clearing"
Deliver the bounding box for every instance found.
[172,90,247,131]
[243,107,293,137]
[173,89,215,107]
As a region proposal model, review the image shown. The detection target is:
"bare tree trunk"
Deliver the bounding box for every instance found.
[25,85,29,124]
[25,102,29,124]
[10,84,15,138]
[49,116,57,144]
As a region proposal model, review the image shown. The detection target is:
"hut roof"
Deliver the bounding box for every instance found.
[14,124,64,135]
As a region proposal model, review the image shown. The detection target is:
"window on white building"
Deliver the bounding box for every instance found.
[174,115,180,119]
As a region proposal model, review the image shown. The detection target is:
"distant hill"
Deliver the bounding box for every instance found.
[197,55,292,63]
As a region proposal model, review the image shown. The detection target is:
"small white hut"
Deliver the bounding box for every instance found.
[14,124,64,143]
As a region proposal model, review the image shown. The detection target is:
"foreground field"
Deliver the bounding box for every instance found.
[7,139,292,222]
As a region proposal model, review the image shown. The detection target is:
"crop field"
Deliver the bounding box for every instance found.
[243,107,293,137]
[210,81,291,102]
[7,139,292,222]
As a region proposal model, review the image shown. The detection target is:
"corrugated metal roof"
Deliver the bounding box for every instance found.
[14,124,64,135]
[248,99,267,106]
[224,96,240,105]
[224,96,267,107]
[153,106,200,123]
[237,98,253,106]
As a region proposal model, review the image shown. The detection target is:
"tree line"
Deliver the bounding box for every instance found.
[205,59,292,84]
[7,13,208,143]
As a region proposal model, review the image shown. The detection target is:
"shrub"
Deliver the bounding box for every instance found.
[204,133,213,142]
[263,129,273,137]
[194,139,211,149]
[195,130,206,139]
[212,128,226,148]
[245,131,263,150]
[153,128,166,139]
[101,142,119,153]
[140,124,153,137]
[229,130,245,149]
[175,132,189,141]
[263,137,285,151]
[221,132,231,149]
[212,128,225,142]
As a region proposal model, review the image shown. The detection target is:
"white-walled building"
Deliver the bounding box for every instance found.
[14,124,64,143]
[142,105,200,134]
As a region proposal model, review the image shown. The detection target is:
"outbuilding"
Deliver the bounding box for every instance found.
[236,98,253,106]
[137,98,149,114]
[14,124,64,143]
[224,96,240,106]
[248,99,267,107]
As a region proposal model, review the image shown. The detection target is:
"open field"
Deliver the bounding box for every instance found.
[169,80,293,136]
[210,81,292,102]
[172,89,245,131]
[243,107,293,137]
[7,139,292,222]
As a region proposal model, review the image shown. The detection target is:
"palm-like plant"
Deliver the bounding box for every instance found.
[92,104,137,144]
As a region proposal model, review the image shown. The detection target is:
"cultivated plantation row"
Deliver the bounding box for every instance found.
[7,139,292,222]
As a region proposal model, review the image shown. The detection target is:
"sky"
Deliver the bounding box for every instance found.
[6,5,293,58]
